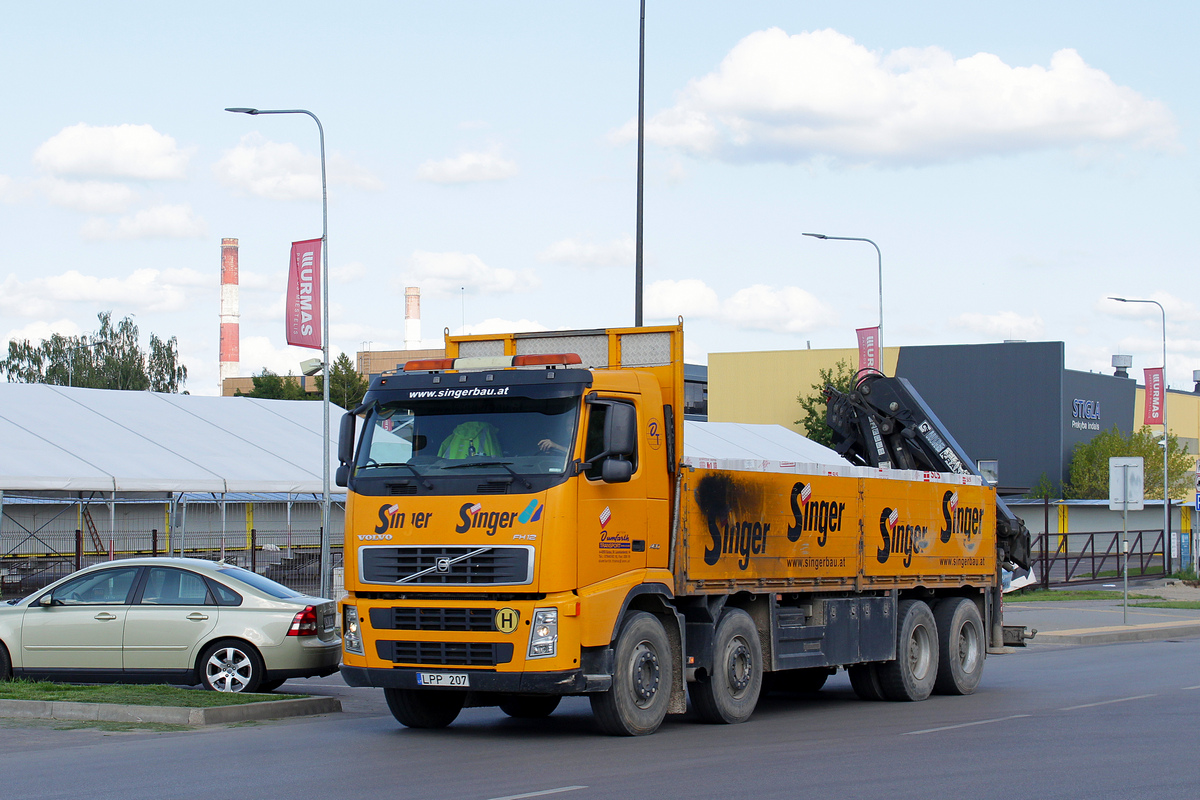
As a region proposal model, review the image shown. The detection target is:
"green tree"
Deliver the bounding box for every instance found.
[794,359,858,448]
[315,352,370,409]
[1064,425,1192,500]
[1025,472,1059,499]
[0,311,187,392]
[236,369,313,400]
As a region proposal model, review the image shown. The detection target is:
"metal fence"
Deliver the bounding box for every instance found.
[3,520,343,599]
[1032,529,1166,589]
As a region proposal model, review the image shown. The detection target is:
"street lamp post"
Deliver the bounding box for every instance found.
[803,233,884,372]
[1109,296,1171,574]
[226,107,333,598]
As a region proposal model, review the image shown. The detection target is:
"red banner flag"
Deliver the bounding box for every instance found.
[1144,367,1164,425]
[857,326,880,373]
[286,238,322,350]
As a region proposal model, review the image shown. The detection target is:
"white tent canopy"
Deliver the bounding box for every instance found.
[684,421,848,466]
[0,384,344,494]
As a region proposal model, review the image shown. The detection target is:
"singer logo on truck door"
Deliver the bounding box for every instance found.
[786,481,845,547]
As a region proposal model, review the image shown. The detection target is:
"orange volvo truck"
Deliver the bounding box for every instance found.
[336,324,1031,735]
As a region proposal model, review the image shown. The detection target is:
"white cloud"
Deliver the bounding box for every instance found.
[455,318,548,337]
[34,123,191,179]
[332,262,368,284]
[213,133,382,200]
[646,278,837,333]
[403,251,539,296]
[80,203,207,240]
[238,336,337,378]
[39,177,138,214]
[539,235,634,268]
[4,318,84,345]
[646,279,721,318]
[416,147,518,184]
[614,28,1177,165]
[0,267,209,317]
[953,311,1045,339]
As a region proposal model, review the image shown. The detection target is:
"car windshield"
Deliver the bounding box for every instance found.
[356,394,579,478]
[216,566,304,599]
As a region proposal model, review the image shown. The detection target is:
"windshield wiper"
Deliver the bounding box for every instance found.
[442,460,533,489]
[363,461,432,489]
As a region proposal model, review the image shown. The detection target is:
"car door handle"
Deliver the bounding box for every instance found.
[94,612,118,621]
[187,612,209,621]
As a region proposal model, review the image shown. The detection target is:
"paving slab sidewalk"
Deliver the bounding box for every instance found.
[1002,579,1200,646]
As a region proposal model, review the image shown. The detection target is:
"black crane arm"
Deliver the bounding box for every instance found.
[824,373,1032,569]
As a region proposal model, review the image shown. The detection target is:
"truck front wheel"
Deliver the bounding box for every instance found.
[689,608,763,724]
[590,612,673,736]
[384,688,465,729]
[933,597,985,695]
[879,599,938,702]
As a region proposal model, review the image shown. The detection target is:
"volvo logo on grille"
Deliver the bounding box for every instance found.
[435,557,451,573]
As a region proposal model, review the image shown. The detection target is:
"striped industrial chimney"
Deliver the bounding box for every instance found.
[219,238,240,391]
[404,287,421,350]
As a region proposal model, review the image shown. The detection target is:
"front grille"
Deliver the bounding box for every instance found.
[387,483,417,495]
[371,607,496,632]
[377,640,514,666]
[361,546,533,586]
[476,483,509,494]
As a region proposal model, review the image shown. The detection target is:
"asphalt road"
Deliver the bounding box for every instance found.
[3,637,1198,800]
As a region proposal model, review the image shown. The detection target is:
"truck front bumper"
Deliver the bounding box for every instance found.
[340,664,612,694]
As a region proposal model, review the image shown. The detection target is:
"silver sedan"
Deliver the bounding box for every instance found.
[0,557,341,692]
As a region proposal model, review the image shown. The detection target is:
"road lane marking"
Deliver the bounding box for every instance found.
[1183,685,1200,691]
[902,714,1031,735]
[1058,694,1156,711]
[486,787,587,800]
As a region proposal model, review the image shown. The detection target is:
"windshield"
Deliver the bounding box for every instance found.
[356,394,579,478]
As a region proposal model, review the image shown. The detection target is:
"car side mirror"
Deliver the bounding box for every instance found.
[335,464,350,487]
[338,412,356,465]
[601,458,633,484]
[36,593,53,608]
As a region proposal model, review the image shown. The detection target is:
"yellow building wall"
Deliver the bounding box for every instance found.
[1133,386,1200,456]
[708,347,899,433]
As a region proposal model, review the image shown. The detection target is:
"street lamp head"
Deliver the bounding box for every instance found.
[802,232,828,239]
[224,107,259,115]
[1109,296,1128,303]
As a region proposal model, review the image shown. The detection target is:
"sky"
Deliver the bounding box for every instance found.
[2,1,1198,396]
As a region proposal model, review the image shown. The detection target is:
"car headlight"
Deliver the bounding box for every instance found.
[343,605,364,655]
[527,607,558,659]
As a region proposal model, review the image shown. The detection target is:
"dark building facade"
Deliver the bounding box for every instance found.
[894,342,1136,494]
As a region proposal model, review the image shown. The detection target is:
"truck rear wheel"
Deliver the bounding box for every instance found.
[590,612,673,736]
[384,687,465,729]
[498,695,561,719]
[933,597,985,695]
[879,599,938,702]
[848,663,885,701]
[689,608,763,724]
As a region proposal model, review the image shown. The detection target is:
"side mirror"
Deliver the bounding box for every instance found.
[603,403,636,457]
[335,464,350,487]
[36,593,53,608]
[601,458,633,484]
[338,412,356,465]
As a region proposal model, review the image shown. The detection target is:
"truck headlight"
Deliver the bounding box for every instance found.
[527,608,558,659]
[343,604,364,655]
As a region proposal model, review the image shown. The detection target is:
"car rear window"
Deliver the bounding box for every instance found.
[216,566,304,599]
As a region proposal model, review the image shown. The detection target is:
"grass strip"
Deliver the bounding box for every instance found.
[1130,600,1200,610]
[0,680,298,707]
[1006,589,1162,602]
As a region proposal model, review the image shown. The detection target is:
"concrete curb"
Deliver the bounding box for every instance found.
[0,695,341,726]
[1032,622,1200,646]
